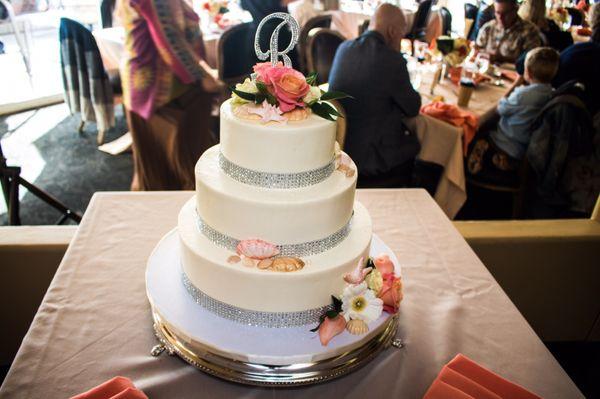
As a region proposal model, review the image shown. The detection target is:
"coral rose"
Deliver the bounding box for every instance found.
[374,253,395,275]
[378,274,403,314]
[261,66,310,112]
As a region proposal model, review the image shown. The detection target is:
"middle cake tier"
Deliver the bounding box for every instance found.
[196,145,357,245]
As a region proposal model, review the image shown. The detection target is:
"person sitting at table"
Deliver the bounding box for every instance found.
[553,2,600,115]
[118,0,222,190]
[475,0,542,64]
[519,0,574,51]
[328,3,421,188]
[466,47,559,182]
[469,2,495,41]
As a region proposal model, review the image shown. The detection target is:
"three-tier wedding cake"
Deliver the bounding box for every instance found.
[147,13,403,385]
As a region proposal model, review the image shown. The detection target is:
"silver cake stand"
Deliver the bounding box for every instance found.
[147,229,403,387]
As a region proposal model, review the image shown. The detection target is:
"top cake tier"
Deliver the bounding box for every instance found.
[220,100,337,175]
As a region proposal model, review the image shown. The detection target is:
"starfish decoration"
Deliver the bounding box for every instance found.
[246,101,288,124]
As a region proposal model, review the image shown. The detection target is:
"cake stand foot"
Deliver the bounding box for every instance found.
[391,338,404,349]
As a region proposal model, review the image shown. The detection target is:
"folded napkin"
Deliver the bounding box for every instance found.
[420,102,478,154]
[70,376,148,399]
[424,354,542,399]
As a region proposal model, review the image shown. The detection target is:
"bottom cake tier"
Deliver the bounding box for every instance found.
[178,197,372,315]
[146,228,401,385]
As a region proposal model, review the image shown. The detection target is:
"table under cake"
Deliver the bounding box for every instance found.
[0,190,583,398]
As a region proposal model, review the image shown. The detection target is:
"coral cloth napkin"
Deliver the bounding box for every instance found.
[423,354,542,399]
[420,102,478,154]
[69,376,148,399]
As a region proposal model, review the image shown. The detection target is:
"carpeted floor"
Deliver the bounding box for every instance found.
[0,104,132,225]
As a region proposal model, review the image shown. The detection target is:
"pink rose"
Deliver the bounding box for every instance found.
[378,274,403,314]
[374,253,395,275]
[252,61,282,82]
[261,66,310,113]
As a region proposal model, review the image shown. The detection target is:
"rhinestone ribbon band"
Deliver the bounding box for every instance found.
[182,271,330,327]
[196,213,352,258]
[219,152,335,189]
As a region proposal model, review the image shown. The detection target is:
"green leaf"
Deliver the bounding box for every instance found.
[310,314,327,332]
[255,81,278,106]
[320,90,352,101]
[366,257,375,270]
[310,102,336,121]
[331,295,343,312]
[230,88,256,102]
[318,101,343,118]
[306,72,318,86]
[325,310,340,319]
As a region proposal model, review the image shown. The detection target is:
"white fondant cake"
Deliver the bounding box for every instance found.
[178,99,374,316]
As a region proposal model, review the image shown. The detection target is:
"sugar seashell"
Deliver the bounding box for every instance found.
[345,168,355,177]
[257,258,273,269]
[237,239,280,260]
[283,108,309,121]
[270,257,305,272]
[227,255,241,264]
[232,104,262,121]
[242,256,257,267]
[346,319,369,335]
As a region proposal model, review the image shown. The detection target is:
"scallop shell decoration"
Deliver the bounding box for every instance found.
[271,257,305,272]
[236,239,280,260]
[346,319,369,335]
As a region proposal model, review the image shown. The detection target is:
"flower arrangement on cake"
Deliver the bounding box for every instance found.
[433,36,471,67]
[313,254,403,346]
[231,62,350,123]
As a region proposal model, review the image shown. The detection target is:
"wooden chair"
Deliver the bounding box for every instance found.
[298,15,332,74]
[306,28,345,85]
[217,22,255,87]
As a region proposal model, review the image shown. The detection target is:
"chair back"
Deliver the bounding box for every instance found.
[218,22,256,86]
[59,17,114,134]
[306,28,345,85]
[439,6,452,36]
[464,2,478,21]
[407,0,433,40]
[565,7,584,27]
[298,15,332,73]
[99,0,116,28]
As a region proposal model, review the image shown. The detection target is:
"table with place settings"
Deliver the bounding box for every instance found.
[0,190,583,399]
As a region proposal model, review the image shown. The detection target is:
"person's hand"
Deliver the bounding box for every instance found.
[201,74,225,93]
[199,62,225,93]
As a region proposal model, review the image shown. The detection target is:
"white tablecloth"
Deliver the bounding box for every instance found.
[0,190,582,398]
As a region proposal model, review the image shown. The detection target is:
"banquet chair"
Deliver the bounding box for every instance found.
[298,15,332,74]
[464,2,478,39]
[0,0,32,76]
[99,0,116,28]
[439,6,452,36]
[217,22,255,87]
[306,28,345,85]
[405,0,433,43]
[566,7,584,27]
[59,17,117,145]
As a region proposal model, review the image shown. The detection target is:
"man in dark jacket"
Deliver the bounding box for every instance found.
[328,3,421,187]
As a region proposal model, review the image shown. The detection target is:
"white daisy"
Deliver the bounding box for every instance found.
[341,282,383,323]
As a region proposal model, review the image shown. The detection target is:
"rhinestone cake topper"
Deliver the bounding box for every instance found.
[254,12,300,68]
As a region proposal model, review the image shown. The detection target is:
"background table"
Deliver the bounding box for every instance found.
[0,191,582,398]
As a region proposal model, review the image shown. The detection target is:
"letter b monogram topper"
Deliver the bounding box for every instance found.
[254,13,300,68]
